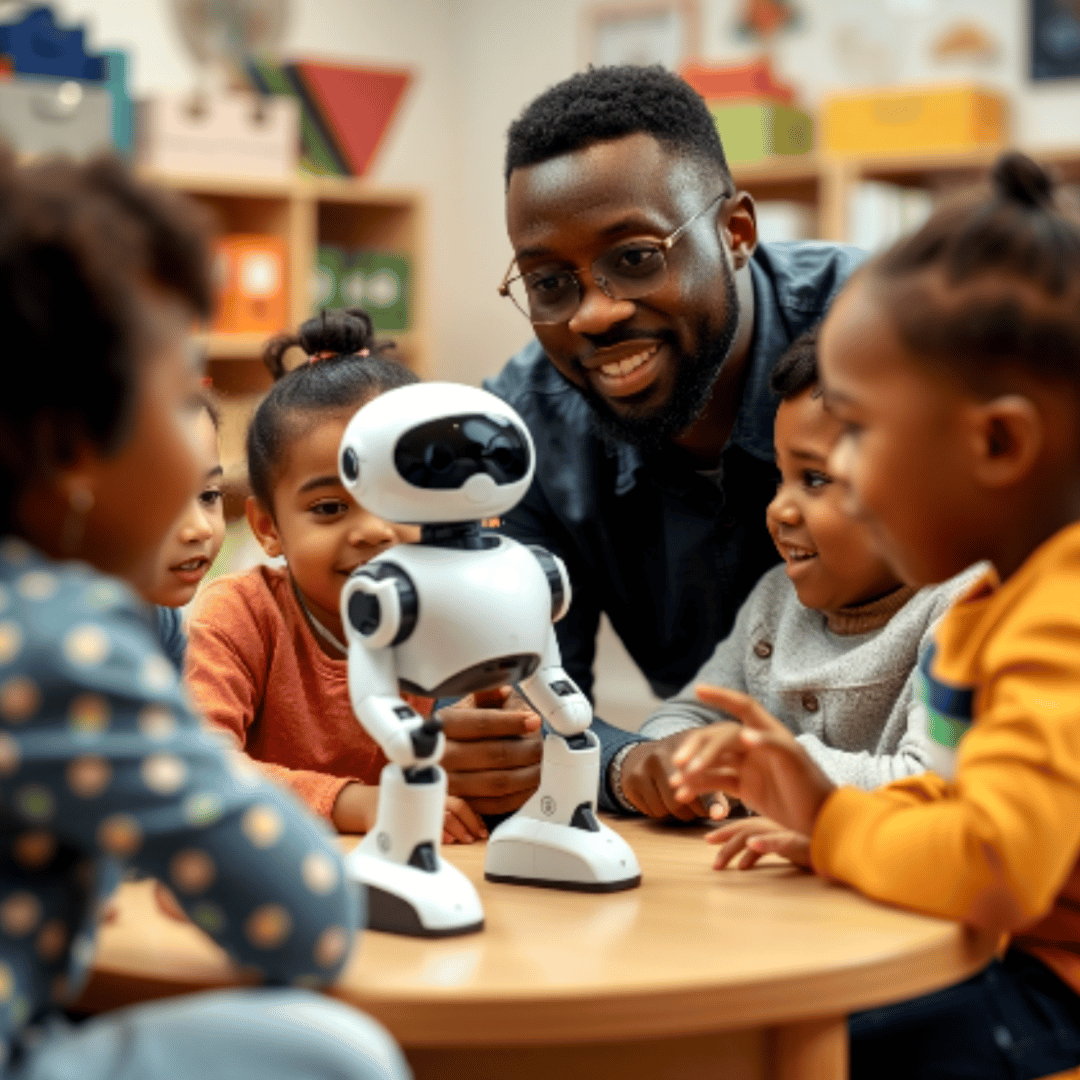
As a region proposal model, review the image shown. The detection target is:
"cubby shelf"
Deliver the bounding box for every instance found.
[146,170,425,494]
[730,145,1080,241]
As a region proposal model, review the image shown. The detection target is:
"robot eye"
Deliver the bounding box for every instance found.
[341,447,360,483]
[424,442,456,473]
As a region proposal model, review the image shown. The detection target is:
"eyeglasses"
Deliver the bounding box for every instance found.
[498,192,728,325]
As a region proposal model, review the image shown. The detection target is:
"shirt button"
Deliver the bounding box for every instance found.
[753,640,773,658]
[802,693,820,713]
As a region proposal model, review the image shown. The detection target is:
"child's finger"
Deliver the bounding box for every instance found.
[442,812,474,845]
[695,685,787,737]
[736,846,765,871]
[746,831,813,868]
[672,766,740,802]
[446,796,488,840]
[670,729,710,768]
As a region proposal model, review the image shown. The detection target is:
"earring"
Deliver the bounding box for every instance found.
[60,484,94,556]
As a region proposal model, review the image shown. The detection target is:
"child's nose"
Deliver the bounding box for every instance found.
[180,505,214,543]
[767,489,802,528]
[350,511,397,548]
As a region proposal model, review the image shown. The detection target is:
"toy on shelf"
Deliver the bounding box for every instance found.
[681,57,812,165]
[337,383,640,935]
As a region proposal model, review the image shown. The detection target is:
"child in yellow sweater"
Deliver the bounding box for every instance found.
[669,152,1080,1078]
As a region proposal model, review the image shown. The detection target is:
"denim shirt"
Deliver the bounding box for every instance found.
[485,241,865,807]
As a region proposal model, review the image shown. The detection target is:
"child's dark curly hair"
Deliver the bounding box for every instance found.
[0,151,214,532]
[247,308,418,512]
[504,65,734,191]
[867,152,1080,388]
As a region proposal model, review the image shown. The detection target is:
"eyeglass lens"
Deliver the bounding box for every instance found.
[508,240,671,325]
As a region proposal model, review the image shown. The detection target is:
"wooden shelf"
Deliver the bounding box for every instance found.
[199,331,271,360]
[730,145,1080,241]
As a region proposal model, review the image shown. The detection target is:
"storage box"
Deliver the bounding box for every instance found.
[136,92,299,180]
[822,85,1006,156]
[709,101,812,164]
[0,76,112,159]
[212,234,288,334]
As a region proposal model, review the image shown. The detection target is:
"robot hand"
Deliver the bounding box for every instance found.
[520,626,592,738]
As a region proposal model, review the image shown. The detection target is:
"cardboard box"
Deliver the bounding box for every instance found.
[213,234,288,335]
[709,101,813,164]
[137,91,299,180]
[823,85,1006,155]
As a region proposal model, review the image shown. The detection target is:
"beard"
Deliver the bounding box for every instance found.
[576,270,741,453]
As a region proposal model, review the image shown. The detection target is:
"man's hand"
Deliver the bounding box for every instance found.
[668,685,835,836]
[707,816,812,871]
[619,731,732,821]
[438,686,544,815]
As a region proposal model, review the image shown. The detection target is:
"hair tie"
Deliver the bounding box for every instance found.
[310,351,337,362]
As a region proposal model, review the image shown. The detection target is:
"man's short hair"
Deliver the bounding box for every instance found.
[505,65,734,190]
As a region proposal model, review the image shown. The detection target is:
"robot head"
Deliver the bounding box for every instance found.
[338,382,535,523]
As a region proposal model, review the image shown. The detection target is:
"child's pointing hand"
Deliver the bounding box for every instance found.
[669,685,837,838]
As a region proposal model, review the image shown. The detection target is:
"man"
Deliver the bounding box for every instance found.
[440,65,862,821]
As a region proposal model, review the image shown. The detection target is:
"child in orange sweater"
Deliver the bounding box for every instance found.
[669,153,1080,1078]
[186,308,486,844]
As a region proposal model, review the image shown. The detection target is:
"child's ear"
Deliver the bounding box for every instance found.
[968,395,1042,488]
[246,496,283,558]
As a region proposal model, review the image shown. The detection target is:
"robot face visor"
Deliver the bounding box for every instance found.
[394,413,530,490]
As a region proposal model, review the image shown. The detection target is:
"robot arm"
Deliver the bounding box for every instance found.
[342,568,443,769]
[520,626,593,737]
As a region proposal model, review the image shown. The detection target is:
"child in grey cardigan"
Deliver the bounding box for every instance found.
[612,328,982,817]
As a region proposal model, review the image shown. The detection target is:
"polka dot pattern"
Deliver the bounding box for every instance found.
[12,832,54,869]
[141,753,187,795]
[0,554,361,1039]
[15,786,54,823]
[97,814,142,856]
[63,625,110,667]
[16,572,57,602]
[67,756,111,798]
[0,734,21,776]
[302,851,339,895]
[246,904,292,949]
[0,622,23,665]
[68,694,110,737]
[315,926,349,968]
[137,704,176,741]
[183,792,222,828]
[241,805,283,849]
[170,849,215,894]
[0,892,41,936]
[139,655,175,693]
[0,677,39,723]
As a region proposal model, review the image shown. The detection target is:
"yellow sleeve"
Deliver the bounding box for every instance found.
[811,613,1080,932]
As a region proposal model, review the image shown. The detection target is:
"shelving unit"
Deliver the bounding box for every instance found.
[143,171,425,506]
[731,146,1080,242]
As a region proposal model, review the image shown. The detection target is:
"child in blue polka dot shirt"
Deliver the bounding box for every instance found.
[0,154,408,1080]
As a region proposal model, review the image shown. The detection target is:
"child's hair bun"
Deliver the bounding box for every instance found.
[992,152,1055,210]
[263,307,378,379]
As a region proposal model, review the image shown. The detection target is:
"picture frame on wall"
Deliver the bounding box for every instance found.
[1031,0,1080,81]
[582,1,700,71]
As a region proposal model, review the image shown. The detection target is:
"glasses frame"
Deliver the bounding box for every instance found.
[498,191,729,325]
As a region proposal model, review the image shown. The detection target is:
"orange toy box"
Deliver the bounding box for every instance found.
[822,84,1007,156]
[212,234,288,334]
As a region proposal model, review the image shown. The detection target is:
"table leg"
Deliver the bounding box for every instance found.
[771,1016,848,1080]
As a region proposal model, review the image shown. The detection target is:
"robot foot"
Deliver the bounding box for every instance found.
[484,812,641,892]
[346,848,485,937]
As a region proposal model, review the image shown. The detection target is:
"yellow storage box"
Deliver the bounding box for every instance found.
[822,85,1006,155]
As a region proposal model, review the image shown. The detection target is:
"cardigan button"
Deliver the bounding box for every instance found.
[753,640,773,659]
[802,692,820,713]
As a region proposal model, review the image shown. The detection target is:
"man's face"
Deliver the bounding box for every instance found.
[505,133,745,449]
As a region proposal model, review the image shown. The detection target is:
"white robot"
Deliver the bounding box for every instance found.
[338,383,640,936]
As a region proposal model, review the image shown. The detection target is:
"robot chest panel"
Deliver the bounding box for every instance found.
[388,542,552,679]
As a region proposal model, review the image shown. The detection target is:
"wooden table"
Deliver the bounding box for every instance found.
[79,818,997,1080]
